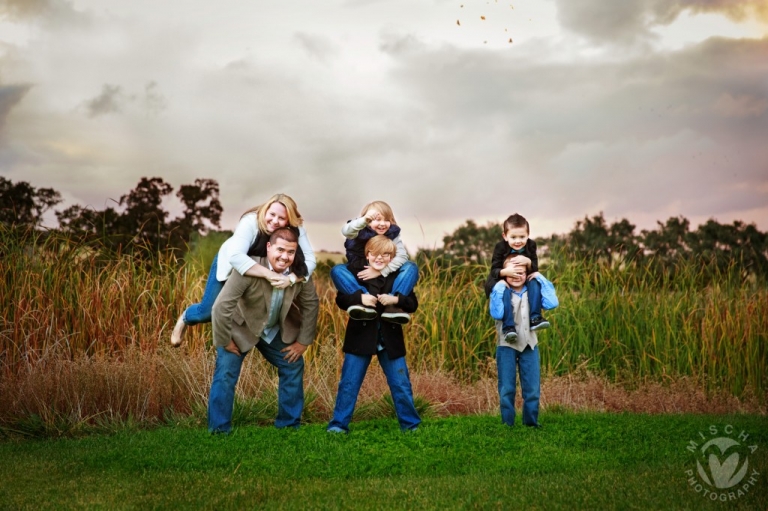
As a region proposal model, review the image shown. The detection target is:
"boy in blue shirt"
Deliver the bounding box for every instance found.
[489,257,548,427]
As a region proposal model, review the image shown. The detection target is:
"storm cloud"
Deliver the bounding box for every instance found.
[0,0,765,250]
[555,0,768,44]
[0,84,31,133]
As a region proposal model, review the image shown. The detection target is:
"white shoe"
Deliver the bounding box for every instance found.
[171,313,187,347]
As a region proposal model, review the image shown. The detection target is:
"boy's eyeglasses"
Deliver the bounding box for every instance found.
[368,253,393,260]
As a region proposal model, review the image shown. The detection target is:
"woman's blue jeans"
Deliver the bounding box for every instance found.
[208,333,305,433]
[330,261,419,296]
[328,351,421,432]
[183,255,226,325]
[496,345,540,427]
[501,277,542,331]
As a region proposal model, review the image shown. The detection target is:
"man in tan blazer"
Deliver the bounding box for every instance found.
[208,227,319,433]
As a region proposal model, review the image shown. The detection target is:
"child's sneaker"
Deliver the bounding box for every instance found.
[503,326,517,342]
[347,305,377,321]
[381,305,410,324]
[530,316,550,331]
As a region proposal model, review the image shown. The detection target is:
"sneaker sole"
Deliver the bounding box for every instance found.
[349,309,377,321]
[530,321,551,332]
[381,314,410,325]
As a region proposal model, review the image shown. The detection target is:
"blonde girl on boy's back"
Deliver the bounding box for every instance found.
[330,200,419,324]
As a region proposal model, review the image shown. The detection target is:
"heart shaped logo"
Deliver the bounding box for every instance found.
[696,437,749,489]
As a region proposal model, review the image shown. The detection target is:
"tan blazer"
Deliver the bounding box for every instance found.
[211,256,319,353]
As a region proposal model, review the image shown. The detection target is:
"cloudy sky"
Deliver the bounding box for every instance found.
[1,0,766,251]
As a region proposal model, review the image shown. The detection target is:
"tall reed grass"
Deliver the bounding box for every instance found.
[1,228,765,435]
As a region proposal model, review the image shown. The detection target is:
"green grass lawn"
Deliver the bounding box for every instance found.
[1,412,766,510]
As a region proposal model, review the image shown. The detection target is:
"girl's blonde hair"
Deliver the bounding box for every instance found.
[365,235,397,258]
[242,193,303,232]
[360,200,397,225]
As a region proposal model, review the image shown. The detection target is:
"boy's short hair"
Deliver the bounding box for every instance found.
[503,213,529,234]
[269,227,298,245]
[360,201,397,225]
[503,254,517,267]
[365,235,396,257]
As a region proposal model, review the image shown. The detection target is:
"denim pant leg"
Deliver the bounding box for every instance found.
[184,255,226,325]
[330,264,368,294]
[328,353,372,432]
[527,277,543,320]
[378,351,421,431]
[518,345,541,426]
[501,286,516,331]
[390,261,420,296]
[208,346,248,434]
[496,346,517,426]
[255,333,305,428]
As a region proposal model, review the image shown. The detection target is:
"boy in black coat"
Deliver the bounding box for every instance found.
[327,235,421,433]
[484,213,550,341]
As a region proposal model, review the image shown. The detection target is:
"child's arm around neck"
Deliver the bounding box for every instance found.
[381,233,408,277]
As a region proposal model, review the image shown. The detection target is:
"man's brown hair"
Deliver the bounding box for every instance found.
[269,227,298,245]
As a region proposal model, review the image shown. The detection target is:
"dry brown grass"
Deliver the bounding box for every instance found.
[2,234,764,436]
[2,341,764,436]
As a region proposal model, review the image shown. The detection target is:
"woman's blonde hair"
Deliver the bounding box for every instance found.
[365,235,396,258]
[242,193,303,232]
[360,200,397,225]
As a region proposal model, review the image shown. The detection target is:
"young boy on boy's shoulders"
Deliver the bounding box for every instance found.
[484,213,550,341]
[331,201,419,324]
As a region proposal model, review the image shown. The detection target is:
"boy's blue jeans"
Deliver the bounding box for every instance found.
[328,350,421,432]
[208,333,304,433]
[501,277,542,331]
[496,345,540,427]
[183,254,226,325]
[330,261,419,296]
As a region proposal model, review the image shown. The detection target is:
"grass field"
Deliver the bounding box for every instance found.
[0,229,766,436]
[1,412,766,510]
[1,231,767,508]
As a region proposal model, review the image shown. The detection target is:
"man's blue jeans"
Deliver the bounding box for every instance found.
[208,333,304,433]
[330,261,419,296]
[328,351,421,432]
[496,345,540,427]
[183,255,225,325]
[501,277,542,331]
